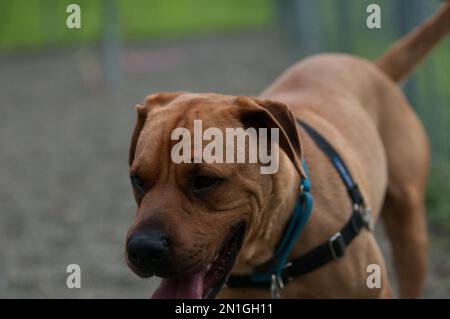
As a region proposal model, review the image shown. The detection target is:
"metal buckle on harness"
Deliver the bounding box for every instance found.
[270,273,284,299]
[354,203,373,231]
[328,232,346,260]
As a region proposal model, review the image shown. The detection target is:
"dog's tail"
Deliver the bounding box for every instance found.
[376,0,450,83]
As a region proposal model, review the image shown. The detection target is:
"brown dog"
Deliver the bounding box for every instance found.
[125,2,450,298]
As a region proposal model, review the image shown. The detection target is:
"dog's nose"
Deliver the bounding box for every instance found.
[127,231,170,268]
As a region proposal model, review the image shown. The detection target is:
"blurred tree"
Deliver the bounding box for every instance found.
[393,0,422,102]
[276,0,322,54]
[334,0,353,53]
[101,0,121,88]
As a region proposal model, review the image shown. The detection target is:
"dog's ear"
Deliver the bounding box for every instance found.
[234,96,306,178]
[129,104,147,166]
[129,92,184,166]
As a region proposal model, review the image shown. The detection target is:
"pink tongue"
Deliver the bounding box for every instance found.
[151,270,205,299]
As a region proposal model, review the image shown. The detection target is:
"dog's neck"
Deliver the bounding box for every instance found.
[234,151,300,273]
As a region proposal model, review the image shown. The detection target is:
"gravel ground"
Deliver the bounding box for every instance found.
[1,32,449,298]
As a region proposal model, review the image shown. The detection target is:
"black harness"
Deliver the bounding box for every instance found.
[226,119,372,298]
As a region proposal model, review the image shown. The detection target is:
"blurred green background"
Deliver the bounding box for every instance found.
[0,0,449,298]
[0,0,273,50]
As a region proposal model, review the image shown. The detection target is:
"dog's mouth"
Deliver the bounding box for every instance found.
[151,222,246,299]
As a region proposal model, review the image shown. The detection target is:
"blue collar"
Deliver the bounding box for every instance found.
[248,158,314,297]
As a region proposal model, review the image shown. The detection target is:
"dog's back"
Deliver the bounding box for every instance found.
[262,1,450,298]
[374,1,450,298]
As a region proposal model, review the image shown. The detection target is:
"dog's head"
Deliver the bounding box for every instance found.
[125,92,304,299]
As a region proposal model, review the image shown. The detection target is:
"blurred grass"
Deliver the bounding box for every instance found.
[0,0,273,51]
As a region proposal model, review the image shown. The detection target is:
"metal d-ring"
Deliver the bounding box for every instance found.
[270,273,284,299]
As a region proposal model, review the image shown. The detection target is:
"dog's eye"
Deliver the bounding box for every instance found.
[130,175,146,193]
[192,175,222,192]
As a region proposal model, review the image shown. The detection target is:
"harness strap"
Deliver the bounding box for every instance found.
[286,208,367,278]
[226,208,367,289]
[226,119,372,293]
[298,120,364,206]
